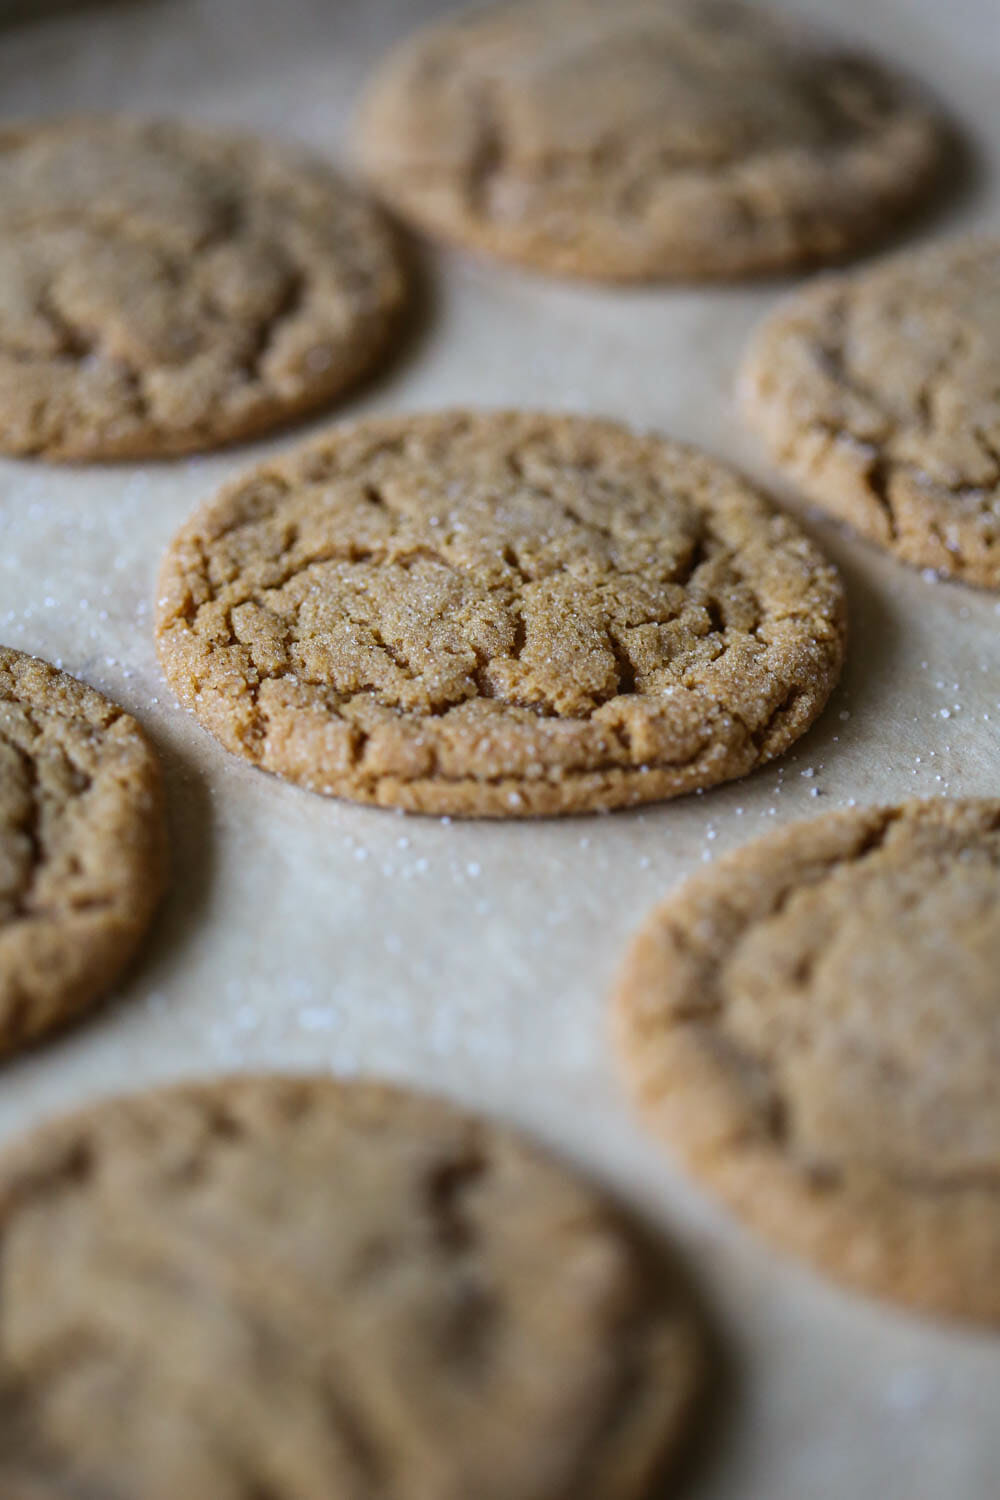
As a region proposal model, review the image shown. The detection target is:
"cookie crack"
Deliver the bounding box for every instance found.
[715,677,802,764]
[864,452,898,540]
[238,265,308,391]
[321,1382,394,1496]
[973,425,1000,483]
[464,78,509,217]
[606,630,637,698]
[423,1138,487,1253]
[33,284,97,361]
[911,321,976,436]
[366,623,417,680]
[1,736,43,921]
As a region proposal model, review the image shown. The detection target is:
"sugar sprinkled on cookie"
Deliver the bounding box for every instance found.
[155,409,845,817]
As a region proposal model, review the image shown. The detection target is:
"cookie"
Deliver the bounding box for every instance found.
[0,117,406,460]
[356,0,947,282]
[742,237,1000,588]
[0,648,166,1053]
[615,798,1000,1324]
[0,1073,706,1498]
[155,410,845,817]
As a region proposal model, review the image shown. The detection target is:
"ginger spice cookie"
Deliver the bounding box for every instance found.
[356,0,947,282]
[155,411,845,817]
[615,798,1000,1324]
[0,117,406,460]
[0,1074,706,1499]
[742,237,1000,589]
[0,648,166,1054]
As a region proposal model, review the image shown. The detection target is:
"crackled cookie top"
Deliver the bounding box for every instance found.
[155,411,845,817]
[357,0,947,280]
[0,117,405,459]
[0,1075,705,1500]
[616,798,1000,1323]
[742,237,1000,588]
[0,648,166,1053]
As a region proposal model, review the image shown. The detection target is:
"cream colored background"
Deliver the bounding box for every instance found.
[2,0,999,1493]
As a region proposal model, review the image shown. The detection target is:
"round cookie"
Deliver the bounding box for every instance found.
[0,648,166,1053]
[356,0,947,282]
[742,237,1000,589]
[0,1074,706,1499]
[0,117,406,460]
[154,410,846,817]
[614,798,1000,1324]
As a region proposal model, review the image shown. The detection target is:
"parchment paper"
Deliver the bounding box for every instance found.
[1,0,999,1493]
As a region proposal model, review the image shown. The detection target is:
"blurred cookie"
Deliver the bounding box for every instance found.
[0,647,165,1052]
[357,0,947,281]
[155,410,845,816]
[615,798,1000,1323]
[0,1074,706,1499]
[0,117,406,459]
[743,237,1000,588]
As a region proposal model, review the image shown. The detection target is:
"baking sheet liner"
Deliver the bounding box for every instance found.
[1,1,998,1494]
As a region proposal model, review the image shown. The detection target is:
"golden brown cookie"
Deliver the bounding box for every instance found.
[0,648,166,1053]
[356,0,947,282]
[615,798,1000,1324]
[742,237,1000,588]
[154,410,845,817]
[0,1073,706,1499]
[0,117,406,460]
